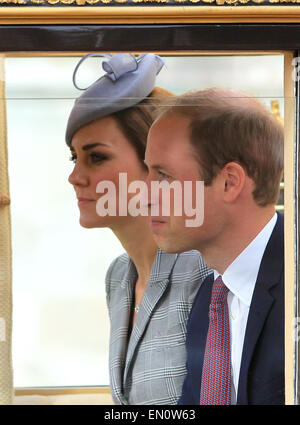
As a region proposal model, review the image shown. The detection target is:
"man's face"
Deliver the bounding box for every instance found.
[145,113,224,254]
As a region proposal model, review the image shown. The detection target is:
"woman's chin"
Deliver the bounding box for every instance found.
[79,216,107,229]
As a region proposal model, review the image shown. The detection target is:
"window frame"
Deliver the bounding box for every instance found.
[0,6,298,404]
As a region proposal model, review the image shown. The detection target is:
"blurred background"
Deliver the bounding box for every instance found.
[4,54,284,387]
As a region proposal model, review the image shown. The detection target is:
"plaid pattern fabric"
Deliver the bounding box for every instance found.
[200,276,231,405]
[105,248,211,405]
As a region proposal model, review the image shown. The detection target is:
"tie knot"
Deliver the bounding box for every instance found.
[211,276,229,304]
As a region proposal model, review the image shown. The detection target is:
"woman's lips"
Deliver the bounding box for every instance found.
[77,198,95,206]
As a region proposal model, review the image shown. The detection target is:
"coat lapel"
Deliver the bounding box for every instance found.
[237,213,284,404]
[123,250,178,386]
[109,257,137,405]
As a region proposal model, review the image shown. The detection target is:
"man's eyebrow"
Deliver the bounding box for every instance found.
[70,142,110,152]
[144,160,174,173]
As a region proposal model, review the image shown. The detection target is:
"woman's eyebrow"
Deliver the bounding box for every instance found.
[82,142,110,151]
[70,142,110,152]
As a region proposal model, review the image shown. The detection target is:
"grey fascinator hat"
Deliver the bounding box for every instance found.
[65,53,165,146]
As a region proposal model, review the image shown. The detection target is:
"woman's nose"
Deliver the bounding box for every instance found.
[68,165,89,187]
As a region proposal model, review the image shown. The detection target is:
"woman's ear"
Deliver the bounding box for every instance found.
[221,162,246,203]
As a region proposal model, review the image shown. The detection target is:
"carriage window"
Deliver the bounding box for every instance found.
[5,54,285,387]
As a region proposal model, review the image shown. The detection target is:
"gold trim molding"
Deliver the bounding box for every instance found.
[0,194,10,207]
[15,387,111,396]
[2,0,300,3]
[2,5,300,24]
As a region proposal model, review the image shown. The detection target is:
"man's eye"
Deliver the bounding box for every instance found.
[158,170,170,179]
[69,155,77,163]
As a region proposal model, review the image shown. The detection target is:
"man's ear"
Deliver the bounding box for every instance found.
[221,162,246,203]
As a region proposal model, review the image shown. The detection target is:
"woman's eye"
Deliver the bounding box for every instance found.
[69,152,107,164]
[90,153,108,163]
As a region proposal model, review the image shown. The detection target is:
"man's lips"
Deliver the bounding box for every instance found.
[150,219,166,227]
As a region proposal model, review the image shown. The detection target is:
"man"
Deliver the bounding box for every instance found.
[144,88,284,405]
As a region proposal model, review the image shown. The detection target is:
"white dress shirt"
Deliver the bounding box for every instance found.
[213,213,277,404]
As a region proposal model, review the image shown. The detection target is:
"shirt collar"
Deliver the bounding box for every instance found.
[214,213,277,307]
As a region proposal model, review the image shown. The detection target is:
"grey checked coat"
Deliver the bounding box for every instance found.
[105,249,210,405]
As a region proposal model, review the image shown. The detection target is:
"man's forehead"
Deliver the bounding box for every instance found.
[148,114,191,150]
[153,112,190,132]
[145,118,197,174]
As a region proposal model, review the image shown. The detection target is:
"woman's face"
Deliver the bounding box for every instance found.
[68,115,148,229]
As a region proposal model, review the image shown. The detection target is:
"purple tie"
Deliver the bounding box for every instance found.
[200,275,231,405]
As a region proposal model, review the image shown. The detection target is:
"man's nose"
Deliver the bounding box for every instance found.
[145,173,161,214]
[144,174,153,209]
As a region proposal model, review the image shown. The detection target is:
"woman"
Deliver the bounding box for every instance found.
[66,53,210,405]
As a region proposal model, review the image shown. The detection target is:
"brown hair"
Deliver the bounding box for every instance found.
[156,88,284,207]
[113,86,174,166]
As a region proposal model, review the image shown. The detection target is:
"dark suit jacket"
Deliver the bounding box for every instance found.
[179,212,284,405]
